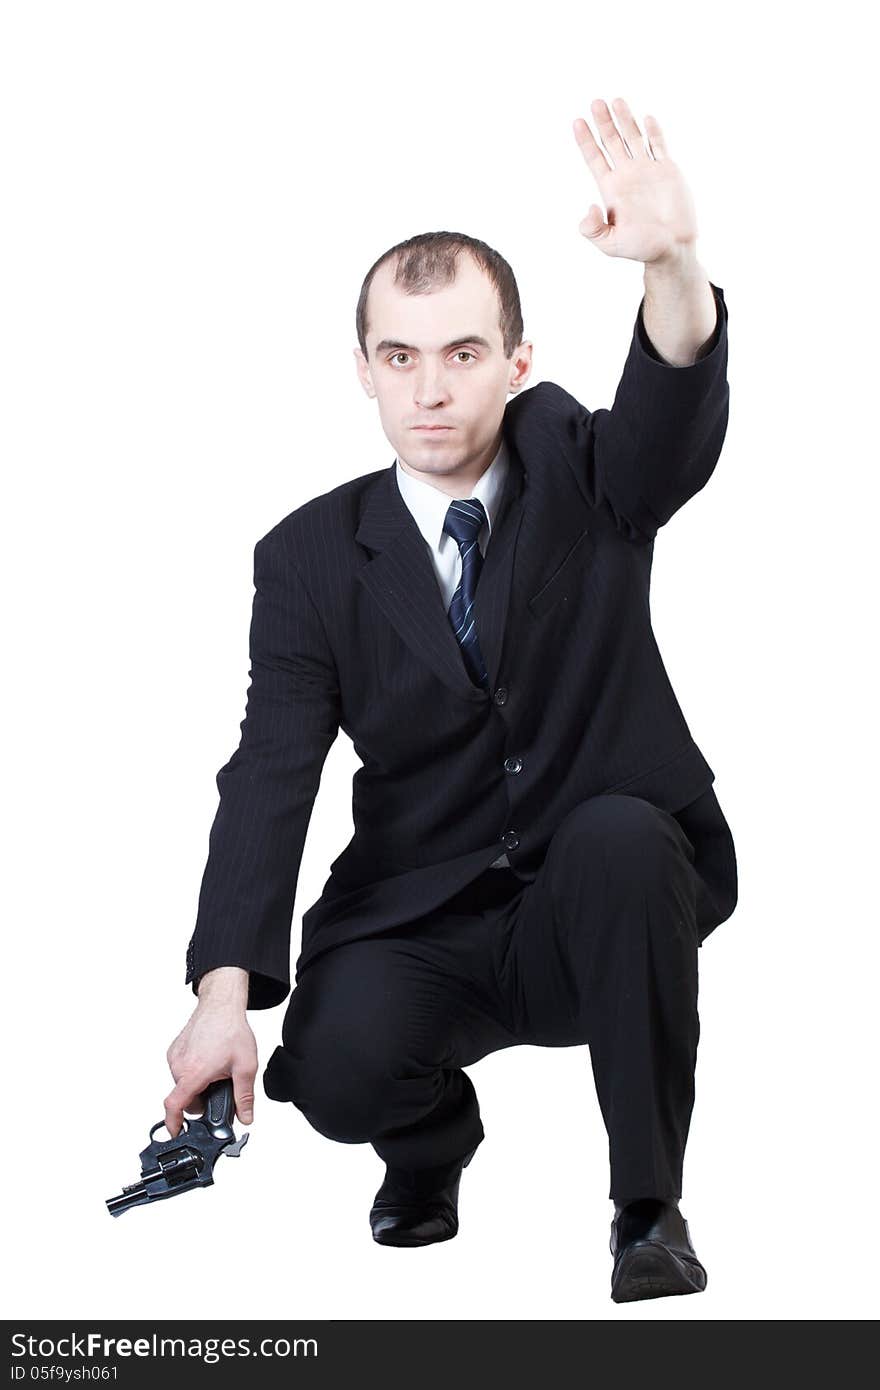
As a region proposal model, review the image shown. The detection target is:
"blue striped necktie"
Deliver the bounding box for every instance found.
[442,497,489,690]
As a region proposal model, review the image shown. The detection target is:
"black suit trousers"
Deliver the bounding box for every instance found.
[263,789,729,1203]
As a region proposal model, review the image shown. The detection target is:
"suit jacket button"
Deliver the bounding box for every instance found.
[502,831,520,850]
[493,686,508,706]
[504,756,523,774]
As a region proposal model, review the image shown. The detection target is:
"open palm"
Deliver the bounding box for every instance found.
[573,98,698,265]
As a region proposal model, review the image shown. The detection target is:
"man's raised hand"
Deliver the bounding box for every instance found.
[572,97,699,267]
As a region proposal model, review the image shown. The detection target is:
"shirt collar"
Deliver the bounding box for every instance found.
[394,435,510,551]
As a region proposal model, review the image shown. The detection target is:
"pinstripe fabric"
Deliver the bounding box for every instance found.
[185,283,736,1010]
[394,443,513,867]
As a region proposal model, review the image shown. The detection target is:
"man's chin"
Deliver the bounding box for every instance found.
[400,445,464,475]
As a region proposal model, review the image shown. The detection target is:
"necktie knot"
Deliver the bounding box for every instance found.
[443,498,487,549]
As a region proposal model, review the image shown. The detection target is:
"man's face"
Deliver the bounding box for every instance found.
[354,253,532,487]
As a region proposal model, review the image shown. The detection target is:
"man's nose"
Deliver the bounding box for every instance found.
[414,367,450,408]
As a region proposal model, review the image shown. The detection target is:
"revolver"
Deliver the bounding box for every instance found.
[106,1078,249,1216]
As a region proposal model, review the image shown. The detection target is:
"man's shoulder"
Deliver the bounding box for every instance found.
[512,378,574,406]
[257,465,389,552]
[505,379,588,443]
[500,380,595,486]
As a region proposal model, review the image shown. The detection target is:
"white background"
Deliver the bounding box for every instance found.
[3,0,876,1323]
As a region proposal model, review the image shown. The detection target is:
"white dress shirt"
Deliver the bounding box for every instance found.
[394,435,512,868]
[394,436,510,612]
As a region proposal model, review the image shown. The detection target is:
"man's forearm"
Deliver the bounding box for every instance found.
[642,249,718,366]
[196,965,249,1012]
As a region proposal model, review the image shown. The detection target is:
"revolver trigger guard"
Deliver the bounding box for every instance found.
[149,1117,187,1144]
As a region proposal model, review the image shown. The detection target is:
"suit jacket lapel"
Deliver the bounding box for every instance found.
[469,445,525,691]
[355,390,590,702]
[356,459,516,704]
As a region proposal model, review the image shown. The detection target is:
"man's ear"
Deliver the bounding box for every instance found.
[353,346,376,399]
[507,340,534,394]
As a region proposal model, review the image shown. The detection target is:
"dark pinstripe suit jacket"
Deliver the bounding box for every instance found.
[185,283,737,1009]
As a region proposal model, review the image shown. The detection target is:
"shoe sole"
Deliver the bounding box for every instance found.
[371,1222,459,1248]
[611,1242,707,1303]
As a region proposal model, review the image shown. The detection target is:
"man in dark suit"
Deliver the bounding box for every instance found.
[165,98,737,1303]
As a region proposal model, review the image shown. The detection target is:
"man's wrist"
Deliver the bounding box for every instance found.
[642,242,701,282]
[640,251,718,366]
[196,965,249,1010]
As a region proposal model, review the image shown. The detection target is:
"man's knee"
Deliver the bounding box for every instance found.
[263,1037,401,1142]
[264,953,412,1140]
[552,792,692,883]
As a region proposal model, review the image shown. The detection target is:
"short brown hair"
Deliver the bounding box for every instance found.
[356,231,524,361]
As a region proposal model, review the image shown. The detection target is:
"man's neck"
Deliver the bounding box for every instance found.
[397,429,504,498]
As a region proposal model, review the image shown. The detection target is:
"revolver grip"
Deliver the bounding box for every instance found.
[199,1078,237,1139]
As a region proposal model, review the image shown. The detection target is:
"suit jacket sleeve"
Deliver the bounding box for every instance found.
[552,281,729,541]
[185,526,341,1009]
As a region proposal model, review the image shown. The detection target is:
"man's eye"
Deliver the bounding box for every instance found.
[388,351,476,367]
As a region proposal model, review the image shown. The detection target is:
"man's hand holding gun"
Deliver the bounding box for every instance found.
[104,968,256,1215]
[164,966,257,1138]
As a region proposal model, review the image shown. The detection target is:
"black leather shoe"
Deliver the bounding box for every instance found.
[369,1145,478,1247]
[610,1198,708,1303]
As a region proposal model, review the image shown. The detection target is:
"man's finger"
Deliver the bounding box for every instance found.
[591,96,630,165]
[573,115,612,183]
[164,1073,211,1138]
[232,1068,256,1125]
[609,97,649,161]
[644,113,668,160]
